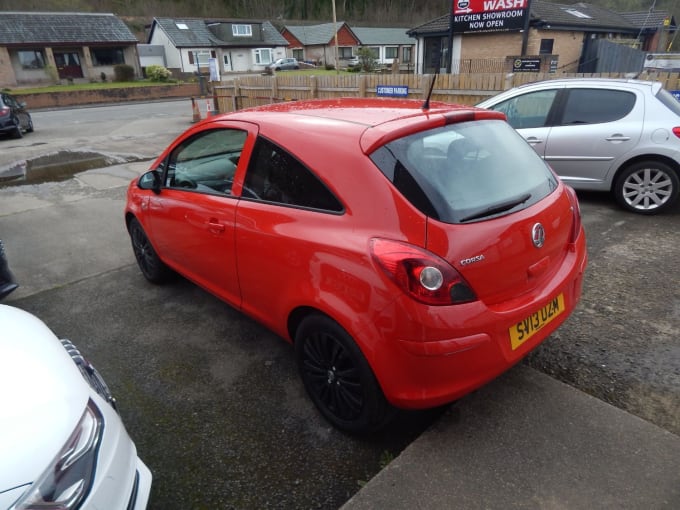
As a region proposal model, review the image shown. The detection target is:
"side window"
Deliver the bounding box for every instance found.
[243,137,343,212]
[560,89,636,125]
[491,89,558,129]
[165,129,247,195]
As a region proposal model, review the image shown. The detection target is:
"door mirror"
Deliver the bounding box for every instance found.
[138,170,161,193]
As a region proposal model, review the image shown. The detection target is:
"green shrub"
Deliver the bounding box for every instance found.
[145,64,172,82]
[113,64,135,82]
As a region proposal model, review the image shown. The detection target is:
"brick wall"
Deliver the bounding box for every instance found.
[15,83,200,109]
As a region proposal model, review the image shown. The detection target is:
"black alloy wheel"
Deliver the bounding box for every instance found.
[128,218,171,283]
[295,314,394,434]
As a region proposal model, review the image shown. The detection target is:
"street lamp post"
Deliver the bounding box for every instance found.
[332,0,339,74]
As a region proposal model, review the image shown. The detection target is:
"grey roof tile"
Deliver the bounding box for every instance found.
[0,12,137,45]
[531,1,636,31]
[351,27,414,45]
[619,10,676,29]
[284,22,350,45]
[151,17,288,47]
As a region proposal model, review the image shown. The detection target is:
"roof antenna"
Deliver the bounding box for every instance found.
[422,56,441,110]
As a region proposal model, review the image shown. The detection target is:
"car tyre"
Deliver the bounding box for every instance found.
[12,120,23,139]
[128,218,172,283]
[26,117,34,133]
[614,160,679,215]
[295,314,394,434]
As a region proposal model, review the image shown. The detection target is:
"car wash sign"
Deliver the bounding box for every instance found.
[452,0,529,33]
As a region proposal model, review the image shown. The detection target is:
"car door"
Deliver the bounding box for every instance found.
[143,123,257,307]
[233,136,344,336]
[484,88,561,159]
[542,87,643,186]
[4,94,27,129]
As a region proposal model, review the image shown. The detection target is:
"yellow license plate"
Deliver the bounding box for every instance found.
[509,294,565,350]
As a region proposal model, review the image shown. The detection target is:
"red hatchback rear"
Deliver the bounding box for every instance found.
[125,98,587,433]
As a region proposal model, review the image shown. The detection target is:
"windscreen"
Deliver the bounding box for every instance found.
[370,119,559,223]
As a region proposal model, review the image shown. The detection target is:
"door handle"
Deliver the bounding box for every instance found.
[525,137,543,145]
[207,219,225,234]
[605,134,631,142]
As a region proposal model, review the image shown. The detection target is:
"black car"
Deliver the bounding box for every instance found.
[0,240,17,300]
[0,92,33,139]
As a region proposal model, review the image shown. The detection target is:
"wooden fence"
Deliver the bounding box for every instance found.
[213,71,680,113]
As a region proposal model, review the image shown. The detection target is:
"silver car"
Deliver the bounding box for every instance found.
[269,57,300,71]
[477,78,680,215]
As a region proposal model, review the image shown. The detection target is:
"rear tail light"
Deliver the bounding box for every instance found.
[672,127,680,139]
[370,238,477,306]
[565,186,582,244]
[0,106,9,116]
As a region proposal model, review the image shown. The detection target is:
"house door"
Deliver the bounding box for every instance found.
[423,37,448,74]
[54,52,84,79]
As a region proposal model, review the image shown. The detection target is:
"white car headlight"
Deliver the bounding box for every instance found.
[11,399,103,509]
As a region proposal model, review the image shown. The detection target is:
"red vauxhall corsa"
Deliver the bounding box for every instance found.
[125,97,587,433]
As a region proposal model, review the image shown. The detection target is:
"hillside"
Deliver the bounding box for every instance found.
[1,0,677,42]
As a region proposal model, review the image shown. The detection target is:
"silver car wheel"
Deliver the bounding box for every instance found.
[615,161,679,215]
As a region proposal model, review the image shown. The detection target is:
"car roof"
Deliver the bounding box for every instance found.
[476,78,664,108]
[223,98,506,153]
[511,77,661,91]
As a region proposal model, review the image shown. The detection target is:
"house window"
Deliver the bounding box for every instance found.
[368,46,380,58]
[253,48,273,65]
[91,47,125,66]
[189,50,214,65]
[564,8,592,19]
[18,49,45,69]
[402,47,412,63]
[385,46,398,59]
[292,49,304,60]
[338,47,353,58]
[539,39,554,55]
[223,54,230,67]
[232,24,253,37]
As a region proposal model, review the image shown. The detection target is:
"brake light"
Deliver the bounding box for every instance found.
[673,127,680,138]
[565,186,582,244]
[0,106,9,116]
[370,238,477,305]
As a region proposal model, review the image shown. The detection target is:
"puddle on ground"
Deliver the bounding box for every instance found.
[0,150,146,186]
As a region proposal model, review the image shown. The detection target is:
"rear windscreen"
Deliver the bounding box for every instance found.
[370,120,559,223]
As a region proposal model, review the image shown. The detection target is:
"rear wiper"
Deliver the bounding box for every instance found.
[459,193,532,222]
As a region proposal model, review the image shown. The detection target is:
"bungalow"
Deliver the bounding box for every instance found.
[280,22,360,68]
[0,12,141,88]
[351,27,416,71]
[147,17,289,76]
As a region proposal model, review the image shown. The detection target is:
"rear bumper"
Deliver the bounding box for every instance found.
[363,234,588,410]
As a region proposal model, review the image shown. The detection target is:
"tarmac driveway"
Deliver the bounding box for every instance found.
[0,102,678,508]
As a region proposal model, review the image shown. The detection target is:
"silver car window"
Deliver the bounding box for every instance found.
[487,89,558,129]
[560,88,635,125]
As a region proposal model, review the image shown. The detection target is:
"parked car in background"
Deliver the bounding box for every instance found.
[346,56,361,69]
[0,92,33,139]
[125,97,587,434]
[269,57,300,71]
[0,240,18,300]
[0,242,152,509]
[477,78,680,215]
